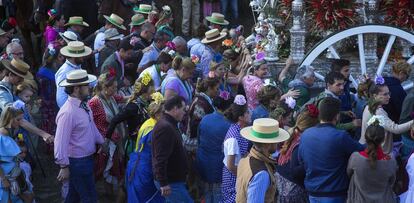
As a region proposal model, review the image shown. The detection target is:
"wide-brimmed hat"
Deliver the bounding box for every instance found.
[60,41,92,58]
[59,31,79,44]
[59,69,97,87]
[103,13,126,30]
[129,14,146,26]
[65,16,89,27]
[1,58,32,79]
[201,29,227,44]
[133,4,152,14]
[240,118,290,144]
[104,28,124,41]
[206,13,229,25]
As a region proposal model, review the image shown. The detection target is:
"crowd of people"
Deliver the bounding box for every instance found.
[0,1,414,203]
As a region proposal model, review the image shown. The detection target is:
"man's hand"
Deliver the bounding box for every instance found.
[57,168,70,182]
[43,133,54,144]
[160,185,171,196]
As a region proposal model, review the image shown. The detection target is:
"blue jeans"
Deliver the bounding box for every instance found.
[220,0,238,21]
[65,156,97,203]
[309,196,346,203]
[154,181,194,203]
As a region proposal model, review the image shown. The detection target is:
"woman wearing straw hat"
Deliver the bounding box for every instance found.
[236,118,290,202]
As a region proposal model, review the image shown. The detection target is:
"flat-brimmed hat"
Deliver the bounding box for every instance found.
[240,118,290,144]
[201,29,227,44]
[59,31,79,44]
[133,4,152,14]
[60,41,92,58]
[65,16,89,27]
[206,13,229,25]
[103,13,126,30]
[1,58,32,79]
[59,69,97,87]
[104,28,124,41]
[129,14,146,26]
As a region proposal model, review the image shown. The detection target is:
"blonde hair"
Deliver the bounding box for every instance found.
[148,101,164,118]
[0,105,24,128]
[128,77,154,103]
[94,73,117,96]
[392,61,411,76]
[16,82,34,95]
[172,56,195,71]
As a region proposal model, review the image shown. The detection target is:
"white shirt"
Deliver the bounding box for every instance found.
[94,32,106,67]
[223,137,242,167]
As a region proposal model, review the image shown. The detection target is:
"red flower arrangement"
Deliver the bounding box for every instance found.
[306,0,358,35]
[107,67,116,79]
[306,104,319,118]
[381,0,414,30]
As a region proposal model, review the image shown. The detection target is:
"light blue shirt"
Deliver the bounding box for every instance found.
[0,81,14,114]
[247,170,270,202]
[55,60,82,108]
[199,45,215,77]
[138,43,161,69]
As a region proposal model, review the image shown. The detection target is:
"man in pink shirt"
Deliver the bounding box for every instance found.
[54,69,104,203]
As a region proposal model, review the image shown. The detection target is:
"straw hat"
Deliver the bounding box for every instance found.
[240,118,290,144]
[133,4,152,14]
[104,28,124,41]
[59,69,97,87]
[206,13,229,25]
[60,41,92,58]
[59,31,79,44]
[1,58,32,79]
[201,29,227,44]
[64,16,89,27]
[129,14,146,26]
[103,13,127,30]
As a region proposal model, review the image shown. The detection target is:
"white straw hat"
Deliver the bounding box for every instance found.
[59,69,97,87]
[240,118,290,143]
[60,41,92,58]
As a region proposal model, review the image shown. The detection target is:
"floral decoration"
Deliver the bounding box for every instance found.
[306,104,319,118]
[141,72,152,86]
[130,36,140,46]
[166,41,176,50]
[381,0,414,30]
[219,90,231,101]
[191,54,200,65]
[234,94,247,106]
[374,75,385,85]
[12,100,25,110]
[48,44,56,56]
[151,92,164,104]
[367,115,385,127]
[285,97,296,109]
[108,68,116,79]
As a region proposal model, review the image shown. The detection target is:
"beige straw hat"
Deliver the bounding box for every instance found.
[1,58,32,79]
[65,16,89,27]
[133,4,152,14]
[60,41,92,58]
[103,13,127,30]
[59,69,97,87]
[201,29,227,44]
[129,14,146,26]
[240,118,290,143]
[206,13,229,25]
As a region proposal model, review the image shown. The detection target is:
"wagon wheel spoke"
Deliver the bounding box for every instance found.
[328,46,340,59]
[357,34,367,75]
[376,35,396,76]
[403,82,414,90]
[314,72,325,81]
[407,55,414,65]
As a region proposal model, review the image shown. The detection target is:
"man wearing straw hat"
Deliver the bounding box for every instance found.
[133,4,153,19]
[129,14,146,34]
[193,28,226,78]
[205,12,229,31]
[65,16,89,40]
[93,13,127,68]
[54,69,104,203]
[55,41,93,108]
[236,118,290,202]
[0,58,54,143]
[137,30,170,71]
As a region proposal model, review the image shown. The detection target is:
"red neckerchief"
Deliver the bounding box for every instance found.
[359,147,390,160]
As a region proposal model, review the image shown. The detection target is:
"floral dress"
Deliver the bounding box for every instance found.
[242,75,263,110]
[222,123,250,203]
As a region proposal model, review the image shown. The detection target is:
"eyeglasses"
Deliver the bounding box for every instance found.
[12,52,24,57]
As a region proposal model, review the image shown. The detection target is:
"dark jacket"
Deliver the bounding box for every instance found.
[298,123,364,197]
[151,113,188,186]
[384,76,406,123]
[98,45,117,69]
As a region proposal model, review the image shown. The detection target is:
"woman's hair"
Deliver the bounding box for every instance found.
[0,105,24,128]
[47,14,62,26]
[42,45,62,68]
[367,83,387,114]
[224,103,248,123]
[213,96,233,112]
[253,59,266,71]
[279,109,319,155]
[148,101,164,118]
[365,122,385,169]
[257,86,281,108]
[94,72,117,96]
[392,61,411,76]
[156,52,173,65]
[269,101,294,120]
[128,77,154,103]
[196,77,219,93]
[209,61,225,72]
[357,79,373,99]
[172,56,195,71]
[223,49,238,61]
[16,82,34,96]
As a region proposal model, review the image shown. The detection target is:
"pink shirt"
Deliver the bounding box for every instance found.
[54,97,104,166]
